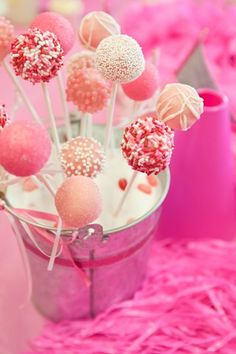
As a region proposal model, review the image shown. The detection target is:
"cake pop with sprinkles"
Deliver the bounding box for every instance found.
[31,12,75,54]
[67,51,95,75]
[156,83,204,131]
[78,11,120,51]
[0,105,10,131]
[0,16,14,62]
[121,115,174,175]
[55,176,102,228]
[122,62,159,101]
[0,120,51,177]
[66,67,111,113]
[11,28,64,84]
[95,34,145,83]
[61,136,105,178]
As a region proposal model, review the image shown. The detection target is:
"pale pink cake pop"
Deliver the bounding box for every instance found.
[67,51,95,75]
[95,34,145,83]
[78,11,120,51]
[0,17,14,62]
[122,62,159,101]
[156,83,204,131]
[61,136,105,178]
[55,176,102,228]
[11,28,64,84]
[121,115,174,175]
[66,67,111,113]
[0,120,51,177]
[31,12,75,54]
[0,104,10,131]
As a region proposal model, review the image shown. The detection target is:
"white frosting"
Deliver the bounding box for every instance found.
[7,150,163,232]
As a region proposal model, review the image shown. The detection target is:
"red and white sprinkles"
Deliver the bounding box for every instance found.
[0,104,10,130]
[61,136,105,178]
[11,28,64,84]
[121,115,174,175]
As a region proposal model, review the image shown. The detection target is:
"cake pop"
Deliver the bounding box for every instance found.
[0,104,10,131]
[66,67,111,113]
[31,11,75,54]
[61,136,105,178]
[0,16,14,62]
[55,176,102,228]
[156,83,204,131]
[95,34,145,83]
[122,62,159,101]
[11,28,64,84]
[78,11,120,51]
[67,51,95,75]
[121,115,174,175]
[0,120,51,177]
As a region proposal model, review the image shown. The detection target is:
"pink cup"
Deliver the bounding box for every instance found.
[157,88,236,240]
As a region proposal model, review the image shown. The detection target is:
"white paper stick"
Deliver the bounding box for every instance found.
[57,73,72,141]
[104,83,118,151]
[3,60,41,123]
[114,170,138,216]
[41,83,61,156]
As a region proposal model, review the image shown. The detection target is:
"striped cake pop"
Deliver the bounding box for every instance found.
[61,136,105,178]
[78,11,120,51]
[156,83,204,131]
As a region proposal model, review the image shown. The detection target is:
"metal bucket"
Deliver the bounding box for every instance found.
[7,168,170,322]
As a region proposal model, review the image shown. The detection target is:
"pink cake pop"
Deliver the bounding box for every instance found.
[0,120,51,177]
[11,28,64,84]
[31,12,75,54]
[0,105,10,131]
[95,34,145,83]
[122,62,159,101]
[61,136,105,178]
[78,11,120,51]
[67,51,95,75]
[156,83,204,131]
[55,176,102,228]
[121,115,174,175]
[0,17,14,62]
[66,67,111,113]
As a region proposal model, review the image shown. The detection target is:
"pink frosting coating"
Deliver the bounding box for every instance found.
[121,115,174,175]
[61,136,105,178]
[66,67,111,113]
[0,16,14,62]
[122,62,159,101]
[0,120,51,177]
[55,176,102,228]
[31,11,75,54]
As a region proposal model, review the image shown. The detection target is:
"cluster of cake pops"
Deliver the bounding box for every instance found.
[0,10,204,268]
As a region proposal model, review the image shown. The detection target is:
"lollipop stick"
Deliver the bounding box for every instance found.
[86,114,93,137]
[89,249,95,318]
[57,73,72,141]
[114,170,138,216]
[2,60,41,123]
[41,83,61,155]
[80,113,87,136]
[104,83,118,151]
[47,218,62,271]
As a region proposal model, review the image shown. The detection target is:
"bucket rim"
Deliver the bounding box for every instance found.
[2,168,171,235]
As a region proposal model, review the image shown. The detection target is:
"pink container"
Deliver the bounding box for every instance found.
[9,169,170,321]
[158,89,236,240]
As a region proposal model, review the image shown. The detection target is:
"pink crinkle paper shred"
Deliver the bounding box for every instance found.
[25,239,236,354]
